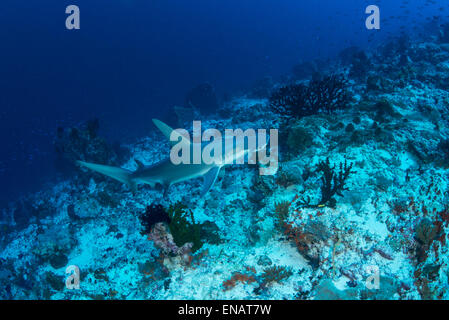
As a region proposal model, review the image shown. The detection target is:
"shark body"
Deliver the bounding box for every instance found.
[77,119,240,197]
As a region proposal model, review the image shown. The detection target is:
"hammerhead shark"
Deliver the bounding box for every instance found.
[77,119,274,197]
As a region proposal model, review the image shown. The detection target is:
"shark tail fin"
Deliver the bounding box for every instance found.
[77,161,136,191]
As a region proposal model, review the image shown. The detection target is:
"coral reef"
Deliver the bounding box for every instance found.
[315,158,354,208]
[286,123,314,155]
[270,74,350,119]
[223,272,257,291]
[166,202,203,253]
[295,158,354,208]
[147,223,193,263]
[260,265,293,286]
[139,203,171,235]
[274,201,291,230]
[4,19,449,301]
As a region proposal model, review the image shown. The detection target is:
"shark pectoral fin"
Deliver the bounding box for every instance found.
[161,183,170,198]
[200,167,221,197]
[139,179,157,189]
[218,167,226,178]
[135,159,145,170]
[163,187,169,198]
[129,180,138,194]
[152,119,191,147]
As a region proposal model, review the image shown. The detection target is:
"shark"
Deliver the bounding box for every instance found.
[77,119,270,197]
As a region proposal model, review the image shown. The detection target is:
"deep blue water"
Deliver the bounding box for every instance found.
[0,0,446,207]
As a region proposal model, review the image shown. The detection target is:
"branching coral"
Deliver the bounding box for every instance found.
[283,222,322,270]
[222,272,257,291]
[415,218,440,247]
[142,202,203,258]
[222,265,292,292]
[166,202,203,253]
[274,201,291,231]
[139,203,171,235]
[270,74,350,119]
[260,265,293,286]
[414,218,441,263]
[316,158,354,208]
[296,158,354,208]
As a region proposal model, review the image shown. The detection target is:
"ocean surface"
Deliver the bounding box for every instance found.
[1,0,449,300]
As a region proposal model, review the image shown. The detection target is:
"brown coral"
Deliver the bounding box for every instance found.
[275,201,291,230]
[261,265,293,285]
[415,218,439,247]
[222,272,257,291]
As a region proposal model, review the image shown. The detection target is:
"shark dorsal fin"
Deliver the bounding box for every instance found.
[152,119,191,147]
[135,159,145,169]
